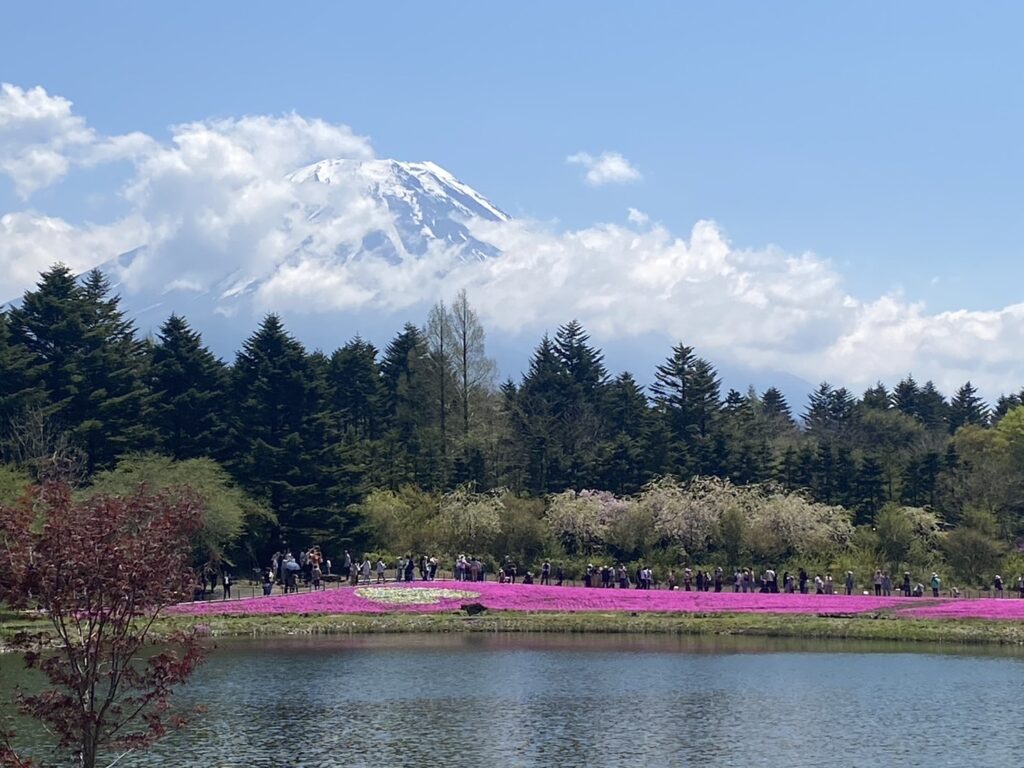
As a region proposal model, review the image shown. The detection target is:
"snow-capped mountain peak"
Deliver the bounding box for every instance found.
[290,158,510,225]
[56,158,511,336]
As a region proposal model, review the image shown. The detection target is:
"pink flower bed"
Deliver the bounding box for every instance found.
[899,599,1024,621]
[170,582,909,618]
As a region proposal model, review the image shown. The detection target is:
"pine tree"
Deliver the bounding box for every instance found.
[916,381,949,431]
[379,323,436,488]
[992,389,1024,422]
[853,455,885,524]
[8,266,148,470]
[861,382,891,411]
[0,311,45,428]
[326,337,384,439]
[230,315,319,539]
[776,445,799,490]
[515,335,566,493]
[147,314,228,460]
[891,375,920,417]
[812,442,836,502]
[651,343,720,475]
[601,372,651,493]
[760,386,796,440]
[552,320,608,488]
[948,381,989,433]
[804,382,855,443]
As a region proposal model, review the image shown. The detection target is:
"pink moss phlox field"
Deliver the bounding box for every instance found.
[171,582,910,618]
[899,599,1024,620]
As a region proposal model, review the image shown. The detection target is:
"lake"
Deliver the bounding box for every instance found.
[4,634,1024,766]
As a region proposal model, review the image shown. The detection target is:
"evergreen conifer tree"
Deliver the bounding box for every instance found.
[147,314,228,460]
[230,315,319,539]
[948,381,989,433]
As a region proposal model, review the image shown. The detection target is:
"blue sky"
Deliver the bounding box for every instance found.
[4,2,1022,309]
[2,2,1023,397]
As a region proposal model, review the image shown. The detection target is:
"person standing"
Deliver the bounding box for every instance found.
[873,569,883,597]
[541,560,551,586]
[360,557,371,585]
[342,551,352,581]
[994,574,1004,597]
[845,571,855,596]
[222,572,232,600]
[376,558,386,584]
[882,572,892,597]
[902,572,912,597]
[798,568,809,594]
[930,572,941,598]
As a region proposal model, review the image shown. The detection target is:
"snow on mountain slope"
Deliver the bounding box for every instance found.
[65,158,510,327]
[288,158,509,262]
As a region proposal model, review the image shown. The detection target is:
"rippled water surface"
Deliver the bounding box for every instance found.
[6,634,1024,767]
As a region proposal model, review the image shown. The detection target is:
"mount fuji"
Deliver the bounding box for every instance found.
[16,156,812,400]
[85,158,511,356]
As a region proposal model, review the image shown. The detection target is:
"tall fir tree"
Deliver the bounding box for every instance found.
[515,335,565,493]
[8,266,148,470]
[147,314,228,460]
[327,337,384,439]
[230,315,319,540]
[379,323,438,488]
[948,381,988,433]
[650,343,721,476]
[0,311,45,429]
[552,320,609,489]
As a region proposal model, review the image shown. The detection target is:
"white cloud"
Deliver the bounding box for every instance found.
[0,84,154,197]
[627,207,649,226]
[3,82,1024,401]
[0,211,150,300]
[567,150,641,186]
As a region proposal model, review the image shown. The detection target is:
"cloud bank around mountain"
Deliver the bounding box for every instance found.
[1,82,1022,401]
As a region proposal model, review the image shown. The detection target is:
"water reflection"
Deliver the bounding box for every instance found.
[3,634,1023,767]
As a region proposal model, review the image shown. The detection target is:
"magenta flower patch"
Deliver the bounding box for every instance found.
[170,582,913,618]
[898,600,1024,621]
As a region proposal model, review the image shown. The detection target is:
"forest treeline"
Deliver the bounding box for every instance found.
[1,264,1023,582]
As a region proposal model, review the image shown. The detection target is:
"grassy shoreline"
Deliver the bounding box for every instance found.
[5,609,1023,650]
[152,610,1024,647]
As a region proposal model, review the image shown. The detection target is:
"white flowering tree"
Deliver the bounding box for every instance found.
[545,489,625,555]
[437,485,504,554]
[640,476,741,558]
[744,487,854,562]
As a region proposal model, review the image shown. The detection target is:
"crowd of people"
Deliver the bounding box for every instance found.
[196,549,1024,602]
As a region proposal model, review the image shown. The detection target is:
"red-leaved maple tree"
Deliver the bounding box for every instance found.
[0,483,206,768]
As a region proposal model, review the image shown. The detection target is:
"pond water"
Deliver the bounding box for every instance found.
[4,634,1024,766]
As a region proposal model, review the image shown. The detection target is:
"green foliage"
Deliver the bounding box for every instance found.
[5,263,1024,577]
[146,314,228,460]
[353,486,437,556]
[436,485,503,554]
[942,521,1006,586]
[87,453,272,564]
[874,503,942,571]
[0,464,31,505]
